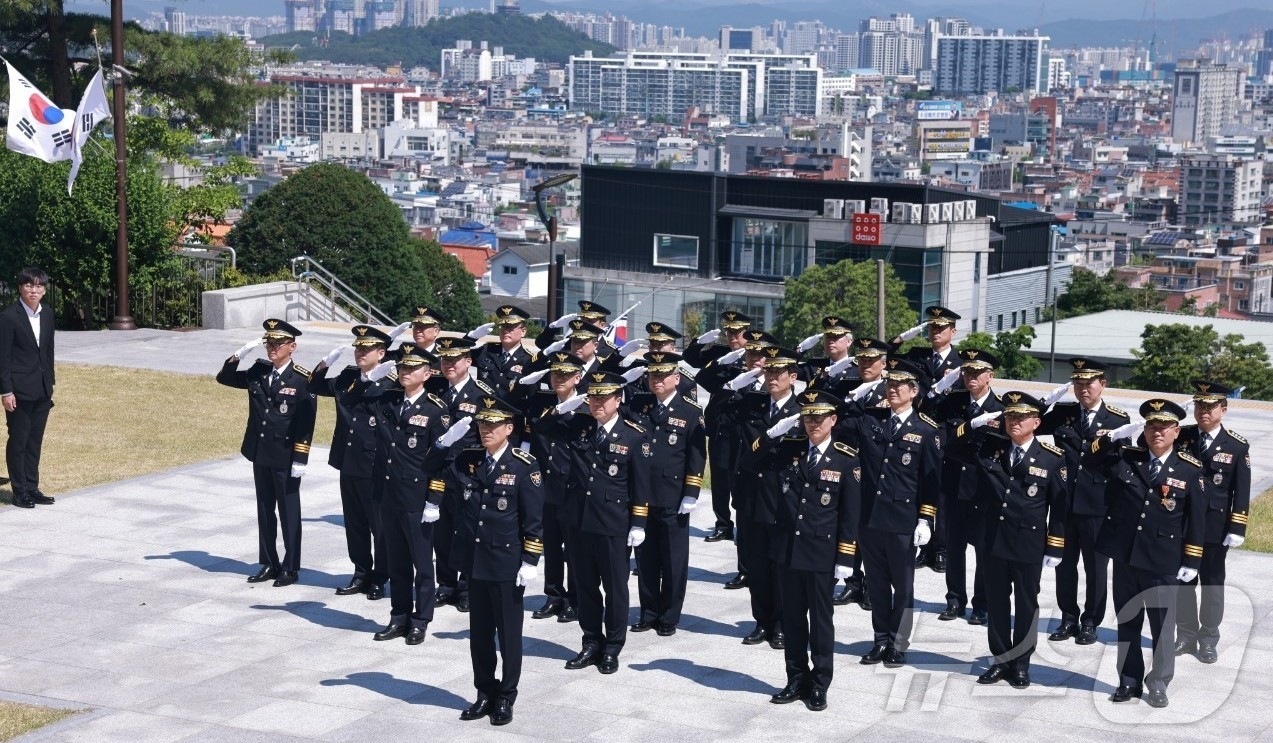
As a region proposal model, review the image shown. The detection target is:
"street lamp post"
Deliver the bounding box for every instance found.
[107,0,135,330]
[531,173,577,323]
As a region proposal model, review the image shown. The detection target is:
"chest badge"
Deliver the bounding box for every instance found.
[279,401,288,415]
[820,493,831,506]
[1213,473,1223,485]
[668,433,678,445]
[497,497,508,511]
[608,463,619,477]
[901,452,912,465]
[369,416,377,427]
[1161,485,1176,512]
[407,434,418,449]
[464,488,473,500]
[1027,484,1038,497]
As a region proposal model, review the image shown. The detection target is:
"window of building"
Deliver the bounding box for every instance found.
[1235,281,1245,290]
[503,265,518,275]
[997,315,1003,331]
[730,218,809,278]
[652,233,699,269]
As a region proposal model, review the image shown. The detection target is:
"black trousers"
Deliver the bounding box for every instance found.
[435,488,466,597]
[339,473,385,585]
[1177,541,1228,642]
[5,397,51,495]
[739,518,782,632]
[945,499,987,612]
[779,564,835,692]
[1055,513,1108,628]
[542,500,576,606]
[636,506,690,628]
[861,527,915,650]
[1112,561,1177,692]
[708,434,736,529]
[572,529,630,655]
[469,578,525,703]
[985,556,1042,671]
[382,507,436,628]
[251,464,302,572]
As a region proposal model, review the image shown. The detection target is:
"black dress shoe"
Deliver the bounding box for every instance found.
[933,551,947,573]
[705,525,734,542]
[1048,622,1078,641]
[977,665,1006,684]
[597,654,619,674]
[10,493,35,509]
[883,648,906,667]
[1075,625,1098,645]
[656,625,677,637]
[489,698,514,725]
[335,578,367,596]
[455,595,470,613]
[938,605,966,621]
[1110,685,1143,703]
[273,571,298,587]
[28,491,54,505]
[565,647,599,670]
[1008,669,1031,689]
[247,565,278,583]
[742,625,768,645]
[1144,689,1169,708]
[557,605,578,623]
[434,591,452,607]
[374,620,409,641]
[913,551,931,570]
[532,598,563,619]
[366,584,384,601]
[770,682,803,704]
[859,593,872,611]
[1174,638,1198,657]
[405,625,428,645]
[860,644,888,665]
[768,630,785,650]
[460,695,491,721]
[630,620,655,632]
[833,585,858,605]
[1197,641,1219,664]
[803,688,827,712]
[724,572,748,590]
[967,609,988,626]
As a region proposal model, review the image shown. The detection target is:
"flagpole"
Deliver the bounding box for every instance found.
[107,0,135,330]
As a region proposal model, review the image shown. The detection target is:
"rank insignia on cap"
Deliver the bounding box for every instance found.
[439,338,454,348]
[1149,401,1165,411]
[928,308,941,317]
[966,350,978,358]
[650,353,665,362]
[724,312,738,321]
[888,359,899,368]
[1006,393,1021,403]
[827,316,839,325]
[483,398,496,408]
[266,320,278,329]
[803,392,819,403]
[355,326,368,335]
[1073,359,1085,369]
[554,353,570,362]
[766,347,779,357]
[591,373,606,382]
[1197,383,1210,393]
[402,343,416,354]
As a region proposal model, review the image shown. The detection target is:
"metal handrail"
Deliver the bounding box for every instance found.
[289,255,394,326]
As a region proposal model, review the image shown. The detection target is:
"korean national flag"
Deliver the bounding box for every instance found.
[67,67,112,194]
[4,58,77,164]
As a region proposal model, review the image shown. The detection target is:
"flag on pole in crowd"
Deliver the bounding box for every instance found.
[4,58,76,164]
[67,67,111,194]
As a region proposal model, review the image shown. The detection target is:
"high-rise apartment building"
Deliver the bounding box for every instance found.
[404,0,439,27]
[285,0,316,32]
[246,65,412,153]
[856,14,924,75]
[1255,29,1273,78]
[164,6,187,35]
[1170,59,1244,144]
[934,34,1048,95]
[1178,155,1264,227]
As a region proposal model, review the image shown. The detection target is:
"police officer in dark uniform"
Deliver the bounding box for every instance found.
[216,319,317,587]
[1174,380,1251,663]
[764,390,860,713]
[972,392,1067,690]
[536,301,620,362]
[1088,399,1205,708]
[310,325,394,600]
[1040,357,1131,645]
[539,371,652,675]
[603,322,697,398]
[449,397,545,727]
[470,305,539,392]
[409,305,445,355]
[837,357,942,667]
[575,300,620,361]
[797,316,859,391]
[624,351,706,636]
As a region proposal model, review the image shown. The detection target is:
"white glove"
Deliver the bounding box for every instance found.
[898,321,929,342]
[549,313,578,329]
[766,413,801,439]
[913,520,932,547]
[1223,533,1245,549]
[544,339,568,354]
[627,527,646,547]
[619,354,640,368]
[1108,421,1144,442]
[466,322,495,339]
[621,367,646,384]
[367,361,395,382]
[619,338,648,357]
[725,368,763,391]
[1041,381,1071,406]
[518,369,550,386]
[1176,567,1199,583]
[233,338,262,359]
[718,348,746,365]
[931,367,961,395]
[797,333,822,353]
[516,564,538,587]
[554,393,587,414]
[696,328,721,345]
[827,356,856,377]
[290,463,306,479]
[421,503,441,523]
[1043,555,1062,569]
[848,380,876,401]
[970,410,1002,429]
[321,344,346,368]
[834,565,852,581]
[678,497,697,515]
[387,321,412,341]
[437,416,473,447]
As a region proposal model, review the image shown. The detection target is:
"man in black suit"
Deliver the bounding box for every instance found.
[0,268,56,509]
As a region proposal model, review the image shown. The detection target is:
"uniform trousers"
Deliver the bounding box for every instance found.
[708,434,736,529]
[435,488,466,598]
[861,527,915,650]
[945,499,987,612]
[382,507,436,628]
[469,578,525,703]
[572,530,630,655]
[1177,542,1228,643]
[778,564,835,692]
[542,498,576,606]
[635,506,690,628]
[1112,561,1177,692]
[984,556,1042,671]
[4,398,50,495]
[738,518,782,632]
[339,473,384,585]
[251,464,302,572]
[1055,514,1108,628]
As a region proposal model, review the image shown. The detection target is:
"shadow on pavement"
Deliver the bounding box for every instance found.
[628,657,773,694]
[250,600,382,632]
[321,671,468,708]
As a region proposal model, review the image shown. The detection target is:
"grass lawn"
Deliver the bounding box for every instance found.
[1244,485,1273,553]
[0,701,79,740]
[0,363,334,506]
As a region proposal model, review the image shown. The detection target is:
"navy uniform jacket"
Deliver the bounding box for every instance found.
[976,436,1068,562]
[1040,400,1131,517]
[536,412,652,537]
[217,358,317,469]
[1087,440,1207,574]
[444,446,545,581]
[801,357,862,392]
[904,346,962,387]
[522,391,582,506]
[366,387,450,512]
[1176,425,1251,542]
[829,378,888,420]
[684,342,743,438]
[771,437,861,573]
[310,364,388,477]
[937,390,1007,503]
[838,408,943,535]
[623,392,707,509]
[441,377,500,450]
[733,392,804,524]
[472,342,538,392]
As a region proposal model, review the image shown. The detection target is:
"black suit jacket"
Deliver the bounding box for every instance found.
[0,300,55,402]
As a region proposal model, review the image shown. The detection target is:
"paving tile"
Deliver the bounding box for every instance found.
[220,699,372,738]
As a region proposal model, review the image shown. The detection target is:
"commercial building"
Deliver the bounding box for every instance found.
[1177,154,1265,227]
[246,65,412,154]
[934,34,1049,95]
[916,119,976,162]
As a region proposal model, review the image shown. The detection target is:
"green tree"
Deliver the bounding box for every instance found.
[958,327,1043,381]
[1127,323,1273,400]
[1050,267,1165,319]
[409,237,485,331]
[775,259,916,347]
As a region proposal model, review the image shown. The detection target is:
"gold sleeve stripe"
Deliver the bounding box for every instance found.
[1046,536,1065,547]
[293,443,311,453]
[428,479,446,492]
[837,542,857,555]
[522,539,544,554]
[1183,544,1204,557]
[919,505,937,517]
[631,505,650,517]
[1230,513,1249,524]
[685,475,704,486]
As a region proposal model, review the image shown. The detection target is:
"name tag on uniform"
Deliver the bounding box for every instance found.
[610,443,629,455]
[1212,452,1233,464]
[821,469,841,483]
[496,474,516,486]
[279,387,296,396]
[409,414,430,427]
[668,417,687,428]
[1167,477,1187,490]
[459,402,477,414]
[903,433,923,443]
[1028,466,1048,478]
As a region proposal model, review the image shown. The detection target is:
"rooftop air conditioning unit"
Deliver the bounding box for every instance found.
[823,198,844,219]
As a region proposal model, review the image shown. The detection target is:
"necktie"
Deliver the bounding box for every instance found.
[932,352,942,369]
[448,387,459,405]
[770,401,780,420]
[1083,409,1096,434]
[889,415,901,436]
[594,425,607,447]
[1149,457,1163,484]
[400,399,411,417]
[807,447,820,469]
[485,454,496,474]
[270,371,280,390]
[1199,433,1212,454]
[969,401,981,418]
[500,350,511,365]
[653,403,667,426]
[1011,446,1024,469]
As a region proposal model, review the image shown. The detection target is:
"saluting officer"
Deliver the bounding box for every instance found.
[310,324,394,600]
[764,390,860,713]
[216,319,317,587]
[448,397,545,728]
[798,316,859,391]
[536,301,620,362]
[1040,357,1131,646]
[972,392,1066,690]
[1174,380,1251,664]
[409,305,445,355]
[604,322,697,398]
[469,305,539,392]
[625,351,707,637]
[1088,399,1206,709]
[575,300,620,361]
